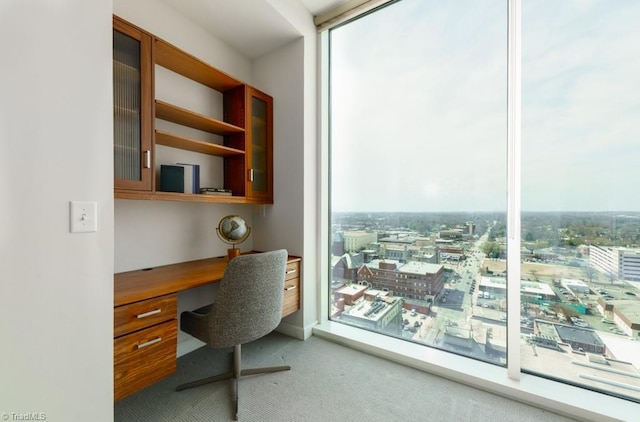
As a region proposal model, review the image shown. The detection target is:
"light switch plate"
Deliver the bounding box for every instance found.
[69,201,97,233]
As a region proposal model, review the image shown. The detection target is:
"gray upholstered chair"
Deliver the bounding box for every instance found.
[176,249,290,420]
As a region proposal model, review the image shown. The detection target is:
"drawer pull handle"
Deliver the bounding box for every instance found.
[286,269,296,274]
[285,285,297,291]
[137,337,162,349]
[137,309,161,319]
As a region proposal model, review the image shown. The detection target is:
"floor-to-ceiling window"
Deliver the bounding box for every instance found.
[329,0,507,364]
[520,0,640,401]
[327,0,640,404]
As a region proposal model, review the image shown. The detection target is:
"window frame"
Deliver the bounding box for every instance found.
[315,0,637,420]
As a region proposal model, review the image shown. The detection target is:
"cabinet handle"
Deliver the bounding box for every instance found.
[137,309,161,319]
[249,168,254,182]
[143,150,151,168]
[285,285,297,291]
[137,337,162,349]
[286,269,296,274]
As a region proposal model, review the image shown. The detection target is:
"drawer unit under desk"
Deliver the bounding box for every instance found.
[114,319,177,401]
[114,294,177,401]
[114,294,177,337]
[282,260,300,317]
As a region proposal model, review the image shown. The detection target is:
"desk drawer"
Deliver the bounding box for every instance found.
[114,319,177,401]
[285,261,299,281]
[282,270,300,318]
[114,294,177,337]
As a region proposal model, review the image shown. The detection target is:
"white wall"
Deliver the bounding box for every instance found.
[253,0,318,339]
[0,1,114,421]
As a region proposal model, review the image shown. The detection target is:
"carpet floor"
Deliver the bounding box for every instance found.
[115,332,579,422]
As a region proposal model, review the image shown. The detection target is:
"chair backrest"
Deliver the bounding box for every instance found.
[207,249,288,348]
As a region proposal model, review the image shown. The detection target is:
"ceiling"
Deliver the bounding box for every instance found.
[160,0,347,59]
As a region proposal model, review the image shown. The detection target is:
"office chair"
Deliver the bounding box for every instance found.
[176,249,290,420]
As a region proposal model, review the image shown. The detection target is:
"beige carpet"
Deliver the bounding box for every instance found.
[115,332,579,422]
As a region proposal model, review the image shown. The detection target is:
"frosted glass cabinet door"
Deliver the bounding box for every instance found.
[247,87,273,202]
[113,17,152,191]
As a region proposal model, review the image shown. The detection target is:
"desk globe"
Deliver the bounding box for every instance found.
[216,215,251,260]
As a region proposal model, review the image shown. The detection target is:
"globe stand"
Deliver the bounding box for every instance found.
[227,247,241,261]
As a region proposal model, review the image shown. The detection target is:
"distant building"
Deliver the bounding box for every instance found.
[331,253,364,283]
[331,231,345,256]
[333,283,368,306]
[534,320,607,355]
[337,289,403,335]
[561,278,590,294]
[465,221,476,235]
[439,246,464,262]
[479,277,557,303]
[343,230,378,253]
[412,247,439,264]
[589,245,640,282]
[382,244,409,261]
[357,260,444,301]
[439,229,463,240]
[596,297,640,339]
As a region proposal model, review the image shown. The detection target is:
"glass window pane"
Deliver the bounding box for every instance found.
[521,0,640,402]
[329,0,507,364]
[113,29,142,181]
[252,96,268,193]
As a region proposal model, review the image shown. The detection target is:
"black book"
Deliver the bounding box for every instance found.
[160,165,184,193]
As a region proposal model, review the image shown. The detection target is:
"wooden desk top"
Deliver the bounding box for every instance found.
[114,254,301,307]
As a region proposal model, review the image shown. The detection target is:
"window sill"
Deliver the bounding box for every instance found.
[313,320,631,422]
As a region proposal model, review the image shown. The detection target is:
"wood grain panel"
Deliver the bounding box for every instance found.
[114,319,177,401]
[282,275,300,318]
[114,257,228,307]
[155,38,242,92]
[114,294,177,337]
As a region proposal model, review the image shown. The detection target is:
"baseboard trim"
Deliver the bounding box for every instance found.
[276,319,316,340]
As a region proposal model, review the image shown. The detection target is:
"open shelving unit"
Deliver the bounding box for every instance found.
[113,17,273,204]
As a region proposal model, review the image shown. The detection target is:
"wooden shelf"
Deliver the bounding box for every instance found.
[155,100,244,136]
[155,130,244,157]
[115,189,266,204]
[155,39,242,92]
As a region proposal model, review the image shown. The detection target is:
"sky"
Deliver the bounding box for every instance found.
[329,0,640,213]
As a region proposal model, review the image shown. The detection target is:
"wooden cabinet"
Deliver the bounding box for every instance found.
[112,16,153,191]
[224,86,274,202]
[114,294,177,401]
[113,16,274,204]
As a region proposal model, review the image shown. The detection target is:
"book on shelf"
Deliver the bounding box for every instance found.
[176,163,200,194]
[160,165,184,193]
[200,187,232,196]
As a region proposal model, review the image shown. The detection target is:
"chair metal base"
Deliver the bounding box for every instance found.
[176,344,291,420]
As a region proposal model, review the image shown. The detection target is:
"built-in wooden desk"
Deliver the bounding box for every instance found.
[113,254,301,401]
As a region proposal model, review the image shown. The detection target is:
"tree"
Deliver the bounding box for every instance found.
[582,266,598,284]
